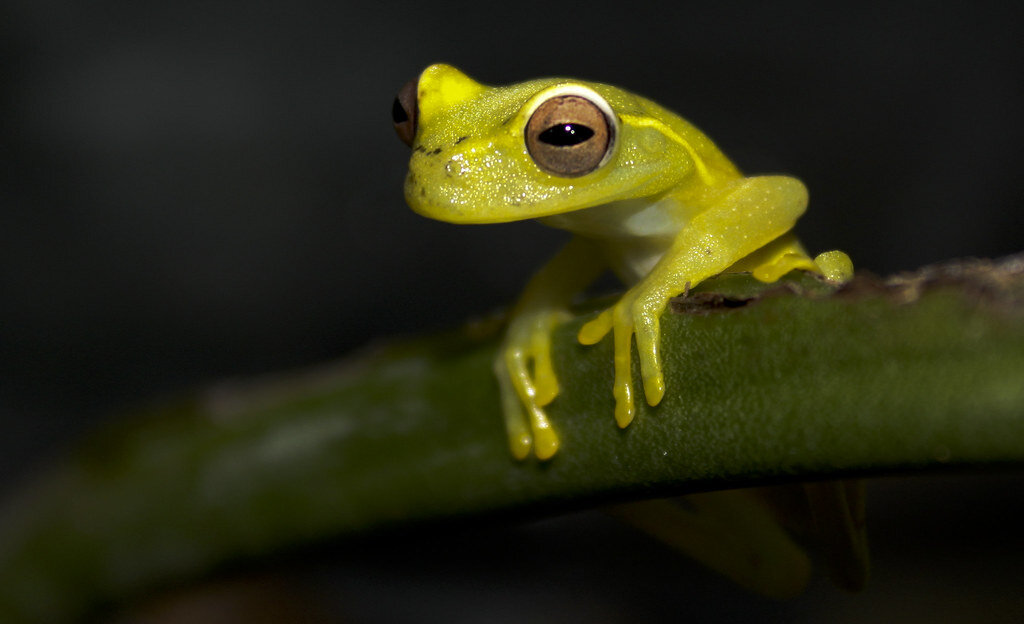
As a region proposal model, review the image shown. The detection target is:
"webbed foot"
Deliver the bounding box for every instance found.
[737,233,852,284]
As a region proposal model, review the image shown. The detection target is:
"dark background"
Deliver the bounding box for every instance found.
[2,1,1022,621]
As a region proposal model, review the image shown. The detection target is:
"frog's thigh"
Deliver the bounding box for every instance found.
[729,232,818,283]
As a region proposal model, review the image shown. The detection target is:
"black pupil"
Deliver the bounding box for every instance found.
[392,98,408,124]
[538,123,594,146]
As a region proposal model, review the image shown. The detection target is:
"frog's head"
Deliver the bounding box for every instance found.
[392,64,710,224]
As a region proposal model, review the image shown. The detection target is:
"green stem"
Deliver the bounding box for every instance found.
[2,255,1023,622]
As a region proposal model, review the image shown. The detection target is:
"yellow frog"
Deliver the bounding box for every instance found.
[392,63,852,461]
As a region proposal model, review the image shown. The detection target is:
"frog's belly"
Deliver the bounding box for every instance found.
[601,237,673,285]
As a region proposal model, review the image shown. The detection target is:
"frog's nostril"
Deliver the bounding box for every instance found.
[392,79,418,147]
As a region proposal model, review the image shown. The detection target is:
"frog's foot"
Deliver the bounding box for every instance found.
[497,309,571,460]
[738,233,853,284]
[731,232,819,283]
[578,289,667,429]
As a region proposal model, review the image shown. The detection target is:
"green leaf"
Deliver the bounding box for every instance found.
[2,255,1023,622]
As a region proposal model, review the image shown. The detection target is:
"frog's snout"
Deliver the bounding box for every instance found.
[392,78,418,147]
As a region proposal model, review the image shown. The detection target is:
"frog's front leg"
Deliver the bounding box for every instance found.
[577,286,668,428]
[578,176,811,425]
[499,237,606,460]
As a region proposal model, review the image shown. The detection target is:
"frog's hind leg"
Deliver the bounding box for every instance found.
[607,491,812,599]
[728,232,818,283]
[729,232,853,284]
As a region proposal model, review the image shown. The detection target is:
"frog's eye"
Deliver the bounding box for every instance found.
[392,79,418,147]
[526,93,614,177]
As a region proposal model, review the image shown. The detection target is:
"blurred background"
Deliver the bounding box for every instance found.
[1,1,1022,621]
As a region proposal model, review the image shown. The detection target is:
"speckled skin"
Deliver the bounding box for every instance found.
[402,63,852,460]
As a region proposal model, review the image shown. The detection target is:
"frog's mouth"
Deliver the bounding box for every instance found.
[404,173,607,226]
[403,172,530,224]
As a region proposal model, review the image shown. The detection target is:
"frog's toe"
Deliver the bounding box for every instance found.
[642,373,665,406]
[499,388,532,461]
[496,355,533,460]
[752,252,818,283]
[578,308,614,345]
[613,383,636,428]
[519,399,559,460]
[533,372,559,407]
[814,250,854,283]
[529,333,560,406]
[631,302,666,407]
[531,418,560,460]
[507,429,533,460]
